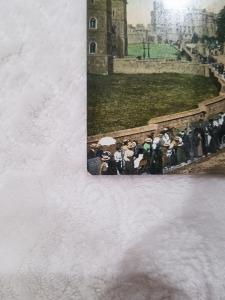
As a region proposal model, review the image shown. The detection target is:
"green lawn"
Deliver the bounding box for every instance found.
[128,43,179,59]
[87,73,219,136]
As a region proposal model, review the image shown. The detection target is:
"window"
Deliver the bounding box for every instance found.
[89,17,97,29]
[89,42,97,54]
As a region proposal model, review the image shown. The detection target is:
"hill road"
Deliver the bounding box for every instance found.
[170,148,225,175]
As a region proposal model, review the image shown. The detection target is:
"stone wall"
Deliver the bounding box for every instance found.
[87,123,158,146]
[87,55,111,75]
[113,59,209,76]
[87,67,225,146]
[148,108,205,130]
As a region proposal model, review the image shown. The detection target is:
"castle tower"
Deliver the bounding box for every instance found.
[87,0,112,74]
[111,0,128,58]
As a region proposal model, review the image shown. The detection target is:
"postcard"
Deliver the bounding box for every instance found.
[87,0,225,175]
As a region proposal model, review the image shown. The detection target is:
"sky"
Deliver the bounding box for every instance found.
[127,0,225,25]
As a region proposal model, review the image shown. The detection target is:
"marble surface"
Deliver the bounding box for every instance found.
[0,1,225,299]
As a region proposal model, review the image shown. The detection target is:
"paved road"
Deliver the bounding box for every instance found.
[216,55,225,65]
[171,148,225,175]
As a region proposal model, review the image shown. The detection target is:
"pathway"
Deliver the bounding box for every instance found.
[170,148,225,175]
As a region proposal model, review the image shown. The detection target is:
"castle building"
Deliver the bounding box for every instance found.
[127,24,148,44]
[112,0,128,57]
[151,0,217,43]
[87,0,128,74]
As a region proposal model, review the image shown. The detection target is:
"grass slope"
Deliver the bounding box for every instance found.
[87,73,219,136]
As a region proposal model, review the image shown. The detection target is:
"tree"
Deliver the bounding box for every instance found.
[217,6,225,44]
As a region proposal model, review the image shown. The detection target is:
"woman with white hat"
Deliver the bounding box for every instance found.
[114,144,123,175]
[176,136,186,165]
[124,142,135,175]
[150,137,163,174]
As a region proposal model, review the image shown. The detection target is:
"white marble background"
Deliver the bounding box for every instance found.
[0,1,225,299]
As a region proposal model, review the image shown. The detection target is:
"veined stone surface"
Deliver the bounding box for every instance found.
[0,1,225,299]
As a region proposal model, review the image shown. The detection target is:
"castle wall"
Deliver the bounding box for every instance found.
[113,59,209,76]
[87,55,113,75]
[128,31,147,45]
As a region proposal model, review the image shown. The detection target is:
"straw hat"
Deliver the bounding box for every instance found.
[90,143,97,149]
[177,141,184,147]
[128,142,133,149]
[163,143,171,147]
[145,138,152,143]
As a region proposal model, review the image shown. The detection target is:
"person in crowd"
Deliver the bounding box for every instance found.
[181,129,191,162]
[148,131,155,141]
[187,129,195,161]
[204,129,212,155]
[209,119,220,151]
[143,137,153,173]
[122,139,129,151]
[87,143,97,159]
[176,136,186,165]
[100,152,111,175]
[162,143,171,169]
[150,137,163,174]
[100,151,117,175]
[217,112,225,144]
[124,142,134,175]
[114,143,123,175]
[220,116,225,143]
[133,140,144,158]
[193,129,203,158]
[87,155,101,175]
[133,141,145,174]
[95,144,104,158]
[161,128,171,145]
[218,112,225,126]
[167,136,177,166]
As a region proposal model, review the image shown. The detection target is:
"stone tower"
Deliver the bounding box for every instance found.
[87,0,112,74]
[111,0,128,58]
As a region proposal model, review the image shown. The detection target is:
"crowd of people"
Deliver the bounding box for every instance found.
[195,53,225,79]
[87,113,225,175]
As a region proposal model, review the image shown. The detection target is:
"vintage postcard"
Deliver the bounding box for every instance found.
[87,0,225,175]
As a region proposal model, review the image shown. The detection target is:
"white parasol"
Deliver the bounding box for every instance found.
[98,137,116,146]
